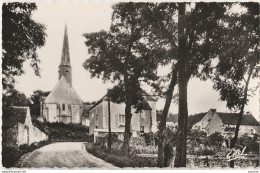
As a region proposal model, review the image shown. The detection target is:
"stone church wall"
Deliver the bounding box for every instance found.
[45,103,58,122]
[71,105,81,124]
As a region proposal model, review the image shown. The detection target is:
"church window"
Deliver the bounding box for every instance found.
[62,104,65,111]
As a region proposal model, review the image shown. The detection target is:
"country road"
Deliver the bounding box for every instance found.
[20,142,117,168]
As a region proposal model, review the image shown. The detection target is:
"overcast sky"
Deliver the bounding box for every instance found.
[14,2,259,120]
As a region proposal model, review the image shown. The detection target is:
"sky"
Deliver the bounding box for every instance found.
[14,2,259,121]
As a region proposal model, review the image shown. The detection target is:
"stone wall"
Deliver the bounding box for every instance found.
[17,122,48,146]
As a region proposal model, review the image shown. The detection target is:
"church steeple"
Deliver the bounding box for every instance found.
[59,25,72,86]
[60,24,70,66]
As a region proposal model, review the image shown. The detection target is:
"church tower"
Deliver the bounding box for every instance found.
[59,25,72,86]
[42,25,83,124]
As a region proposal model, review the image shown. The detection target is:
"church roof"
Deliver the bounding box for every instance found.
[60,25,70,66]
[44,76,83,105]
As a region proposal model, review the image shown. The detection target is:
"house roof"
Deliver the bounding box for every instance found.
[140,99,152,110]
[156,112,178,123]
[44,76,83,105]
[88,92,155,112]
[2,107,29,128]
[141,90,156,101]
[188,113,207,126]
[217,112,260,126]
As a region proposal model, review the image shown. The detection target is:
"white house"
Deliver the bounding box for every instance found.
[88,94,157,142]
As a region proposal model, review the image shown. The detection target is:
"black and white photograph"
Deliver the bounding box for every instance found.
[1,1,260,169]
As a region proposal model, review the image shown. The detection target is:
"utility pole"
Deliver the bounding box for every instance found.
[108,91,112,151]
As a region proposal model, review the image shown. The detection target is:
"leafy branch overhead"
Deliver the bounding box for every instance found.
[2,2,46,92]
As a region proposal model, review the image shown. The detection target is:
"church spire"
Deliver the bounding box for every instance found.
[59,25,72,86]
[60,24,70,66]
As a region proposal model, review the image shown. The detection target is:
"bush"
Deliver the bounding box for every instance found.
[130,145,158,154]
[2,145,21,168]
[202,148,214,155]
[237,134,259,154]
[87,145,157,167]
[130,137,146,146]
[2,140,51,168]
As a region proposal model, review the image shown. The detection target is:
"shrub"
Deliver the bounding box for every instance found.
[208,132,224,154]
[130,145,158,154]
[202,148,214,155]
[237,134,259,154]
[87,145,157,167]
[2,145,20,168]
[130,137,146,146]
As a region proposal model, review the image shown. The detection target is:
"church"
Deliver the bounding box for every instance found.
[40,26,83,124]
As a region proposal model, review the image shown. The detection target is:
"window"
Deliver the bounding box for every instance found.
[119,114,125,125]
[140,126,144,133]
[62,104,65,111]
[250,128,254,134]
[95,114,98,128]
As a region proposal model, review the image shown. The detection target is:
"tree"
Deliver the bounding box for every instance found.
[2,2,46,92]
[208,132,224,154]
[83,3,163,153]
[212,2,260,167]
[142,3,229,167]
[29,90,50,117]
[2,89,30,108]
[30,90,50,106]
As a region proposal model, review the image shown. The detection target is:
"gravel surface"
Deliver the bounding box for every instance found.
[20,142,117,168]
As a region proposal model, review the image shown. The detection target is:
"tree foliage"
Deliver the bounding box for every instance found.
[83,3,163,152]
[142,2,230,167]
[30,90,50,106]
[211,3,259,167]
[213,3,260,110]
[2,2,46,92]
[2,89,31,108]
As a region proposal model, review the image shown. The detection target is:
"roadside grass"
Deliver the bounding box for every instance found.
[86,145,157,168]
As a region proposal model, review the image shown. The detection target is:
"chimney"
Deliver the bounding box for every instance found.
[210,109,216,113]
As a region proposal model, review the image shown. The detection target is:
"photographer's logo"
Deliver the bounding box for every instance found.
[226,146,247,161]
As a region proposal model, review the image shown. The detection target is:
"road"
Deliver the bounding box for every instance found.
[20,142,117,168]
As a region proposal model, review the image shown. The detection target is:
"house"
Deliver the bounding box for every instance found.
[2,106,48,147]
[41,25,83,124]
[193,109,260,137]
[156,111,178,128]
[88,94,157,142]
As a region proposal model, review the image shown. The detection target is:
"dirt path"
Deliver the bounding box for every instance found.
[20,142,117,168]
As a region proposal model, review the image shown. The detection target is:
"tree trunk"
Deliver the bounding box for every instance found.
[229,63,254,168]
[122,94,133,153]
[174,3,188,168]
[121,43,133,154]
[108,94,112,151]
[157,68,177,167]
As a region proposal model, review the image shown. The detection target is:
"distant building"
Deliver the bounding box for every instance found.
[81,104,93,126]
[41,26,83,124]
[3,106,48,146]
[193,109,260,137]
[88,94,157,142]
